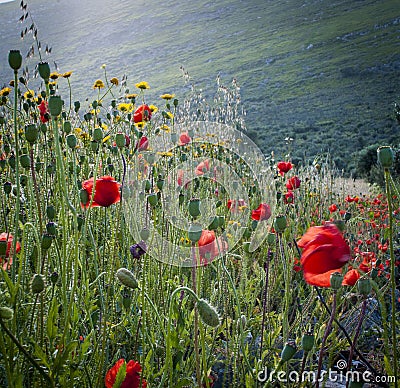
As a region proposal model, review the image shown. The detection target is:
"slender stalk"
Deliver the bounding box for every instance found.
[259,249,272,361]
[0,317,54,387]
[345,296,367,388]
[384,167,398,387]
[191,243,201,388]
[315,291,337,388]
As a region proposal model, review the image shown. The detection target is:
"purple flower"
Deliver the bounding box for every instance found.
[130,241,147,259]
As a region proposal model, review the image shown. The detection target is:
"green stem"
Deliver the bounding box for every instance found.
[315,291,337,388]
[384,167,398,387]
[0,317,54,387]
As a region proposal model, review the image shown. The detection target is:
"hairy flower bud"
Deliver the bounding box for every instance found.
[31,274,45,294]
[8,50,22,71]
[0,306,13,320]
[116,268,138,289]
[197,299,220,327]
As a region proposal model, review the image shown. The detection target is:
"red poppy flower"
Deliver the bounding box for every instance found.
[195,159,210,176]
[284,191,294,204]
[178,132,191,145]
[277,161,293,176]
[285,176,301,190]
[105,358,147,388]
[81,176,121,208]
[297,223,351,287]
[328,204,338,213]
[251,203,271,221]
[342,268,360,286]
[0,232,21,270]
[136,136,149,151]
[38,100,49,123]
[133,105,152,123]
[198,229,227,264]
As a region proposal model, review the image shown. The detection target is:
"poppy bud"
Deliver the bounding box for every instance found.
[208,216,219,231]
[20,174,28,186]
[370,268,378,279]
[218,216,225,228]
[63,121,72,134]
[8,50,22,71]
[357,278,371,296]
[330,272,343,290]
[25,124,38,144]
[156,179,164,191]
[0,306,13,320]
[274,215,287,233]
[90,141,99,152]
[4,181,12,195]
[301,333,315,352]
[115,133,126,148]
[188,223,202,243]
[188,198,201,218]
[147,193,158,207]
[116,268,138,289]
[377,146,394,169]
[92,127,103,142]
[237,314,247,331]
[144,179,151,192]
[50,271,59,285]
[48,95,63,117]
[281,341,297,362]
[46,205,56,220]
[65,134,77,149]
[8,155,15,170]
[41,233,53,250]
[46,222,57,236]
[344,212,352,221]
[197,298,220,327]
[38,61,50,81]
[0,160,6,170]
[267,232,276,245]
[74,101,80,113]
[31,274,45,294]
[173,98,179,107]
[20,154,31,169]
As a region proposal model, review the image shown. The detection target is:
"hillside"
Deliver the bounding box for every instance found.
[0,0,399,171]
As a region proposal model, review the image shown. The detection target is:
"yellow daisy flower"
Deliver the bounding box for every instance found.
[160,93,175,100]
[159,124,171,132]
[117,103,134,113]
[135,81,150,90]
[74,127,83,134]
[157,151,173,157]
[125,93,138,99]
[0,87,11,96]
[135,121,146,128]
[49,81,57,87]
[149,104,158,113]
[164,111,174,120]
[110,77,119,86]
[101,123,108,131]
[23,89,35,100]
[50,72,60,80]
[62,71,73,78]
[93,79,105,89]
[102,135,111,143]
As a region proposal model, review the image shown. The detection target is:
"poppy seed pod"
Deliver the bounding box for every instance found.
[38,61,50,81]
[281,341,297,362]
[8,50,22,71]
[188,198,201,218]
[330,272,343,290]
[20,154,31,169]
[377,146,394,169]
[116,268,138,289]
[41,233,53,250]
[25,124,38,144]
[92,127,103,142]
[357,278,371,296]
[301,333,315,352]
[115,133,126,148]
[63,121,72,134]
[197,299,220,327]
[188,223,203,243]
[66,134,77,149]
[0,306,13,320]
[147,193,158,207]
[31,274,45,294]
[3,181,12,195]
[48,95,63,117]
[274,215,287,233]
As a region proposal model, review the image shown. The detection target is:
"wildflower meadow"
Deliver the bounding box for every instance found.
[0,2,399,387]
